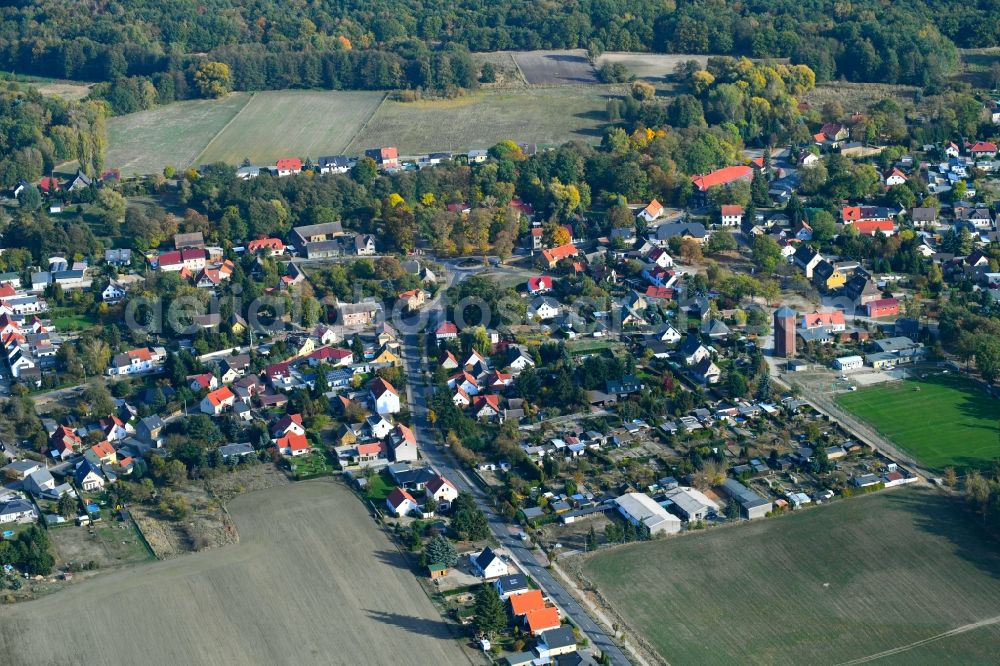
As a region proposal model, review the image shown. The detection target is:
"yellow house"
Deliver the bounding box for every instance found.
[825,269,846,290]
[372,346,401,367]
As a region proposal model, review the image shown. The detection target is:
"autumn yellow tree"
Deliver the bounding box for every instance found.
[194,62,233,98]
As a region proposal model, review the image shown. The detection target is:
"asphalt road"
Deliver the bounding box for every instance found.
[398,263,631,666]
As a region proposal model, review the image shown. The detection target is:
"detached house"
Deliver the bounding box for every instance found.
[637,199,664,223]
[528,296,561,320]
[369,377,400,414]
[107,347,166,376]
[720,204,744,227]
[201,386,236,415]
[426,475,459,505]
[386,487,419,517]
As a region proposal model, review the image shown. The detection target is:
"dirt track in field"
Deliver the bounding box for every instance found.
[0,480,476,666]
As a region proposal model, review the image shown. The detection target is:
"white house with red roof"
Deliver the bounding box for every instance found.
[49,425,81,460]
[188,372,218,392]
[969,141,998,159]
[801,311,846,332]
[271,414,306,438]
[638,199,664,223]
[308,346,353,367]
[247,237,285,255]
[647,247,674,269]
[472,394,501,421]
[275,432,310,457]
[107,347,166,376]
[452,386,471,407]
[883,168,907,187]
[527,276,553,295]
[275,158,303,177]
[369,377,400,414]
[386,487,419,517]
[720,204,744,227]
[434,321,458,340]
[426,475,459,504]
[200,386,236,415]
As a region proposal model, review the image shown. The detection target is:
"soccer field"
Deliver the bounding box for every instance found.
[836,372,1000,471]
[582,489,1000,666]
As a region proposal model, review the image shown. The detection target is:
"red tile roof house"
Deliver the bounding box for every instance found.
[187,372,218,392]
[200,386,236,415]
[969,141,998,158]
[308,346,354,367]
[49,425,82,460]
[637,199,664,223]
[369,377,400,414]
[386,487,420,517]
[690,166,753,205]
[426,475,459,504]
[866,298,900,318]
[853,220,895,236]
[247,237,285,255]
[472,394,501,421]
[540,243,578,269]
[275,432,310,457]
[434,321,458,340]
[719,204,744,227]
[801,311,846,331]
[275,157,303,177]
[527,276,554,295]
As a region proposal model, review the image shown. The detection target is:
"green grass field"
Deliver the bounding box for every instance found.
[583,489,1000,666]
[194,90,386,165]
[836,372,1000,471]
[345,87,612,154]
[106,93,252,174]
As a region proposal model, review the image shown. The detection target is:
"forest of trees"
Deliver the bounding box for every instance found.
[0,81,106,187]
[0,0,985,108]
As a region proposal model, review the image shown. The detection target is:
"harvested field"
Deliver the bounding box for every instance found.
[513,50,598,85]
[802,82,919,112]
[194,89,386,165]
[596,52,708,82]
[471,51,527,87]
[106,93,252,174]
[0,480,476,666]
[579,489,1000,666]
[346,87,614,154]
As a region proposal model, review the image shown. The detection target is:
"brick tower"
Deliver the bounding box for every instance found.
[774,306,797,358]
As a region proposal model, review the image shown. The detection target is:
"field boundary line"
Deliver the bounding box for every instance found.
[834,614,1000,665]
[343,91,389,154]
[189,92,256,167]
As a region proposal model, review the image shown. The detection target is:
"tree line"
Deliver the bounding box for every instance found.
[0,0,988,104]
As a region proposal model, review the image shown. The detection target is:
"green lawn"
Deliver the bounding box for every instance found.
[362,471,394,502]
[51,313,99,331]
[583,489,1000,666]
[836,372,1000,471]
[288,451,333,480]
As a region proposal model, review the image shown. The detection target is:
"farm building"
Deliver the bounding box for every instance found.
[722,479,771,520]
[614,492,681,535]
[833,355,864,371]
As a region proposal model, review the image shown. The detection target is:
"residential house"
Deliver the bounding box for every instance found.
[370,377,400,414]
[366,147,399,169]
[74,459,105,492]
[338,301,381,327]
[106,346,166,376]
[793,245,824,278]
[690,166,754,206]
[275,157,303,176]
[425,475,459,505]
[691,357,721,384]
[274,432,310,457]
[527,276,553,295]
[101,281,126,303]
[720,204,743,227]
[637,199,664,223]
[540,244,578,269]
[528,296,561,320]
[201,386,236,415]
[386,487,419,517]
[471,547,508,579]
